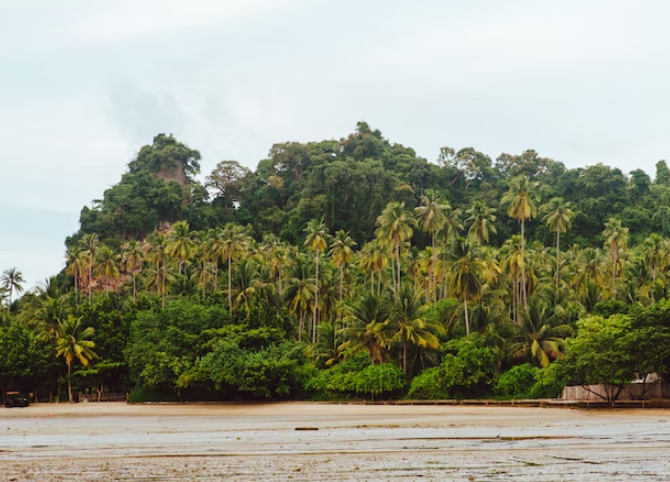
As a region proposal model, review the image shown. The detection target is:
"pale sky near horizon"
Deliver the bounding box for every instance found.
[2,0,670,289]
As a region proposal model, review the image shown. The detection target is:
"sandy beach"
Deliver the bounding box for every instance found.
[0,402,669,480]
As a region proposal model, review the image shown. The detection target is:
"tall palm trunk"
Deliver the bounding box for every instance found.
[313,250,320,343]
[520,219,528,310]
[228,256,232,309]
[89,260,93,303]
[339,265,344,302]
[132,272,137,303]
[463,292,470,336]
[403,337,408,374]
[611,242,618,297]
[432,232,437,305]
[555,229,560,288]
[162,259,167,309]
[74,273,79,307]
[67,362,73,404]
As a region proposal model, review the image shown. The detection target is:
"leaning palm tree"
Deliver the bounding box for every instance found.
[415,190,449,304]
[1,268,24,307]
[502,175,539,310]
[328,230,357,302]
[383,284,442,373]
[465,201,497,246]
[542,197,575,287]
[602,217,629,297]
[55,316,97,403]
[304,219,328,342]
[448,237,485,336]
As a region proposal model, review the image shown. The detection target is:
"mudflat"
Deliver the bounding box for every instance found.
[0,402,669,481]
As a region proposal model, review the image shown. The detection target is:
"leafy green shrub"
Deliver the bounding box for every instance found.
[495,364,539,398]
[528,360,569,398]
[407,367,445,399]
[354,363,405,398]
[408,338,497,399]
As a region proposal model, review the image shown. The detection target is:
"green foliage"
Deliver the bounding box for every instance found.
[494,363,539,399]
[408,339,497,399]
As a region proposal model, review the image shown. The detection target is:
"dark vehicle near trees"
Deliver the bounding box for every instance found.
[4,391,30,408]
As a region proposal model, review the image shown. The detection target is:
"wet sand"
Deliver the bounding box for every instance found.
[0,402,669,480]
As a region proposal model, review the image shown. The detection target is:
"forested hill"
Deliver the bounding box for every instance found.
[4,122,670,404]
[68,122,669,250]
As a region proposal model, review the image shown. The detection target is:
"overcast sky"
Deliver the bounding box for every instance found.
[2,0,670,288]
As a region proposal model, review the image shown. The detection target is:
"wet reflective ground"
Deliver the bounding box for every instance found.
[0,403,668,481]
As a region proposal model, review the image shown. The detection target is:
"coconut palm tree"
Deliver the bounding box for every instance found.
[542,197,575,287]
[55,316,97,403]
[65,248,87,307]
[221,223,248,309]
[375,202,416,291]
[284,257,316,341]
[359,240,388,296]
[603,217,629,297]
[328,230,357,302]
[121,240,145,302]
[415,190,449,303]
[166,221,195,276]
[304,219,328,342]
[79,233,100,303]
[449,237,485,336]
[145,232,168,307]
[506,298,573,367]
[384,284,442,373]
[1,268,24,308]
[465,201,497,246]
[94,245,120,291]
[340,293,390,365]
[502,175,539,310]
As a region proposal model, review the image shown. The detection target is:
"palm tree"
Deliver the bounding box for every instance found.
[65,248,86,307]
[1,268,24,307]
[78,233,100,303]
[415,190,449,303]
[314,321,343,368]
[122,239,144,302]
[465,201,497,245]
[642,233,668,283]
[542,198,575,287]
[603,217,629,297]
[506,298,573,367]
[55,316,97,403]
[359,240,388,296]
[304,219,328,342]
[448,237,484,336]
[166,221,195,276]
[221,223,248,309]
[145,232,168,307]
[502,175,539,310]
[384,284,442,373]
[94,245,120,291]
[375,202,416,290]
[284,257,316,341]
[340,293,390,365]
[328,230,357,302]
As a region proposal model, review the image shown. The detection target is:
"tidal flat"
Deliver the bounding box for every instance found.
[0,403,668,481]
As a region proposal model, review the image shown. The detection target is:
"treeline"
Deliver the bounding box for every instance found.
[1,123,670,402]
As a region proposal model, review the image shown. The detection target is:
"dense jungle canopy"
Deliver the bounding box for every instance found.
[2,122,670,403]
